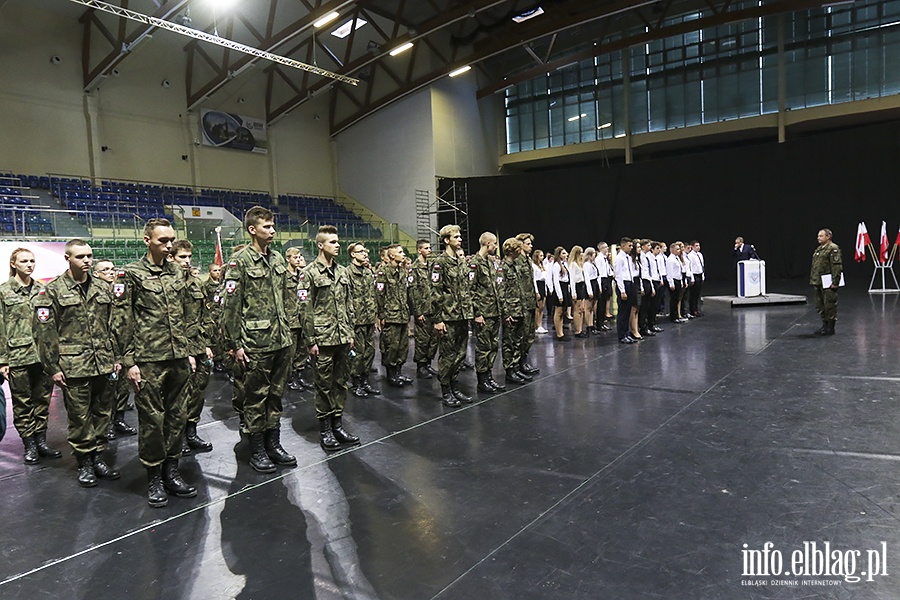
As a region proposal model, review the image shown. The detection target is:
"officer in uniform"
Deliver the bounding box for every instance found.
[222,206,297,473]
[300,225,358,452]
[410,239,438,379]
[377,244,413,388]
[810,228,842,336]
[111,218,197,507]
[515,233,541,377]
[205,262,226,373]
[347,242,380,398]
[93,259,136,439]
[500,238,529,385]
[285,247,312,391]
[0,247,60,464]
[432,225,474,407]
[470,232,506,394]
[34,239,121,487]
[171,240,214,455]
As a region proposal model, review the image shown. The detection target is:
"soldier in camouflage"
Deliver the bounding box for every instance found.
[171,240,214,455]
[515,233,541,377]
[377,244,413,388]
[111,218,197,507]
[285,247,312,392]
[205,261,226,373]
[470,232,507,394]
[410,239,438,379]
[222,206,297,473]
[34,239,121,487]
[810,228,843,336]
[432,225,474,407]
[0,247,60,464]
[347,242,380,398]
[300,225,359,452]
[500,238,530,385]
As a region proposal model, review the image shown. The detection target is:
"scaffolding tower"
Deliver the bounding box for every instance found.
[415,181,470,253]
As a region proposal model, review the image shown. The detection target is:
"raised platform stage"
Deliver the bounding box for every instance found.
[705,292,808,307]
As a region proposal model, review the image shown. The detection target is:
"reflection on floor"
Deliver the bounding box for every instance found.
[2,281,900,599]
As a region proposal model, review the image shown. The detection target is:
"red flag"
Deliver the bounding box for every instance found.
[214,227,224,267]
[855,222,868,262]
[880,221,889,263]
[895,225,900,247]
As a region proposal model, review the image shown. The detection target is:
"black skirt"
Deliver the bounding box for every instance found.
[590,278,601,299]
[536,279,547,301]
[574,281,588,300]
[559,280,573,308]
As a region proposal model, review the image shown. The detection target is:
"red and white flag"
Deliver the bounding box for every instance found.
[895,225,900,247]
[880,221,889,263]
[855,222,869,262]
[214,226,224,267]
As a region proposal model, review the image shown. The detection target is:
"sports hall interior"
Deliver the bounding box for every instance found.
[1,0,900,598]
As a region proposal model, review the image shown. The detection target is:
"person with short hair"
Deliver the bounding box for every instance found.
[284,247,312,392]
[205,262,227,373]
[376,244,413,388]
[346,242,380,398]
[614,238,639,343]
[514,233,540,375]
[810,228,842,336]
[500,238,529,385]
[470,232,506,394]
[410,239,439,379]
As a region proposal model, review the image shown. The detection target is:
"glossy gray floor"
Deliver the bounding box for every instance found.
[2,282,900,599]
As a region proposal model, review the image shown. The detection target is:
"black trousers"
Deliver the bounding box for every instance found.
[689,277,704,315]
[669,280,684,322]
[616,282,635,339]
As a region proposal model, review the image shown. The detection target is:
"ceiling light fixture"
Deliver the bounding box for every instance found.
[512,7,544,23]
[313,11,340,28]
[331,17,367,38]
[598,122,612,129]
[449,65,471,77]
[389,42,414,56]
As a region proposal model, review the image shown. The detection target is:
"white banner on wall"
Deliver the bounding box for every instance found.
[200,109,268,154]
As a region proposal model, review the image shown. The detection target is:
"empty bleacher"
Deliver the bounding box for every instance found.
[0,173,54,235]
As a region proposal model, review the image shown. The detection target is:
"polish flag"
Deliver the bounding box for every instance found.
[895,225,900,247]
[855,222,869,262]
[214,226,224,266]
[880,221,889,263]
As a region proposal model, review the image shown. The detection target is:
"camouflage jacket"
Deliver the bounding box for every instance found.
[469,253,502,319]
[203,276,224,334]
[348,262,377,326]
[183,273,211,356]
[408,258,434,317]
[431,252,474,323]
[375,263,410,324]
[514,254,538,310]
[222,245,294,354]
[0,278,43,367]
[500,257,525,318]
[287,270,302,330]
[300,258,355,347]
[810,241,843,287]
[111,256,192,368]
[33,271,116,378]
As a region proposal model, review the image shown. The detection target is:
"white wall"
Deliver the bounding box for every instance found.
[431,76,497,178]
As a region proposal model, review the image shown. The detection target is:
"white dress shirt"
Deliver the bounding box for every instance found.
[666,254,683,283]
[613,250,635,294]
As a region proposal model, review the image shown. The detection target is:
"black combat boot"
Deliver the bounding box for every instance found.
[162,458,197,498]
[34,431,62,458]
[332,416,360,447]
[22,436,39,465]
[520,354,540,375]
[213,359,226,373]
[361,375,380,395]
[350,376,369,398]
[146,465,168,508]
[249,432,277,472]
[386,365,405,388]
[107,423,116,441]
[516,367,534,382]
[238,414,249,436]
[319,418,342,452]
[287,371,302,391]
[440,384,461,407]
[112,411,137,436]
[487,374,506,391]
[181,437,192,457]
[506,369,527,385]
[397,367,413,384]
[450,379,473,403]
[825,320,836,335]
[298,376,314,390]
[264,428,298,465]
[426,364,438,376]
[416,362,433,379]
[92,451,120,480]
[476,372,495,393]
[76,453,97,488]
[185,422,213,453]
[813,320,828,335]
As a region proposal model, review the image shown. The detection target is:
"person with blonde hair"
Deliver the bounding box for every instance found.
[568,245,590,337]
[531,249,548,334]
[594,242,614,331]
[583,246,600,334]
[549,246,571,342]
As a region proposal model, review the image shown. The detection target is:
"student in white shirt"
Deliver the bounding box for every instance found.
[637,239,658,336]
[688,240,705,317]
[614,237,639,343]
[595,242,614,331]
[550,246,571,342]
[568,245,590,337]
[531,249,548,334]
[583,247,601,334]
[666,241,688,323]
[656,242,669,316]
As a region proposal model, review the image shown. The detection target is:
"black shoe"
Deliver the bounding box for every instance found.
[824,320,836,336]
[520,361,540,375]
[417,364,433,379]
[476,372,495,393]
[506,369,527,384]
[213,360,226,373]
[77,454,98,488]
[226,371,235,384]
[23,436,39,465]
[640,330,656,337]
[331,416,360,447]
[386,365,406,388]
[238,415,249,436]
[652,326,664,333]
[147,466,168,507]
[813,320,828,336]
[361,376,380,395]
[350,376,369,398]
[250,432,277,472]
[297,377,314,390]
[487,375,506,391]
[264,428,298,465]
[319,418,342,452]
[619,336,636,344]
[92,451,120,480]
[34,431,62,458]
[398,373,413,384]
[113,412,137,436]
[440,384,461,407]
[556,335,571,342]
[162,458,197,498]
[516,368,534,382]
[181,438,192,457]
[185,422,213,453]
[451,381,473,403]
[426,364,439,376]
[107,423,116,441]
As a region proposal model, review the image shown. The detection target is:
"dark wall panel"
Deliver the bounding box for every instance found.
[459,120,900,283]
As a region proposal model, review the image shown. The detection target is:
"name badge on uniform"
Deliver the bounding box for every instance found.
[225,280,237,293]
[376,282,385,292]
[36,307,50,322]
[113,283,125,298]
[298,289,308,302]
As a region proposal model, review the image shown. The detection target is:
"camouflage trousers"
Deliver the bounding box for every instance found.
[438,320,469,386]
[814,285,838,321]
[134,359,191,468]
[521,309,536,355]
[502,316,528,370]
[112,376,131,412]
[413,316,439,364]
[186,353,211,423]
[380,322,410,367]
[242,346,292,434]
[8,362,53,438]
[351,323,376,378]
[313,343,351,420]
[230,356,245,416]
[291,329,308,372]
[61,374,112,456]
[474,316,500,374]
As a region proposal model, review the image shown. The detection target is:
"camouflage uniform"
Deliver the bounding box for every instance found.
[222,246,294,435]
[33,272,116,459]
[0,278,54,447]
[203,276,225,365]
[348,261,377,380]
[470,253,502,377]
[810,240,842,324]
[376,263,411,369]
[515,253,539,369]
[501,256,527,370]
[431,253,474,386]
[287,270,306,374]
[300,259,355,421]
[184,272,213,427]
[111,257,193,468]
[410,257,438,371]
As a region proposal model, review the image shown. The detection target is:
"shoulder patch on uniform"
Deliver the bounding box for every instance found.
[113,283,125,298]
[36,307,50,322]
[37,288,46,295]
[229,261,237,268]
[225,280,237,293]
[117,270,126,278]
[298,288,308,302]
[298,272,305,280]
[431,271,440,283]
